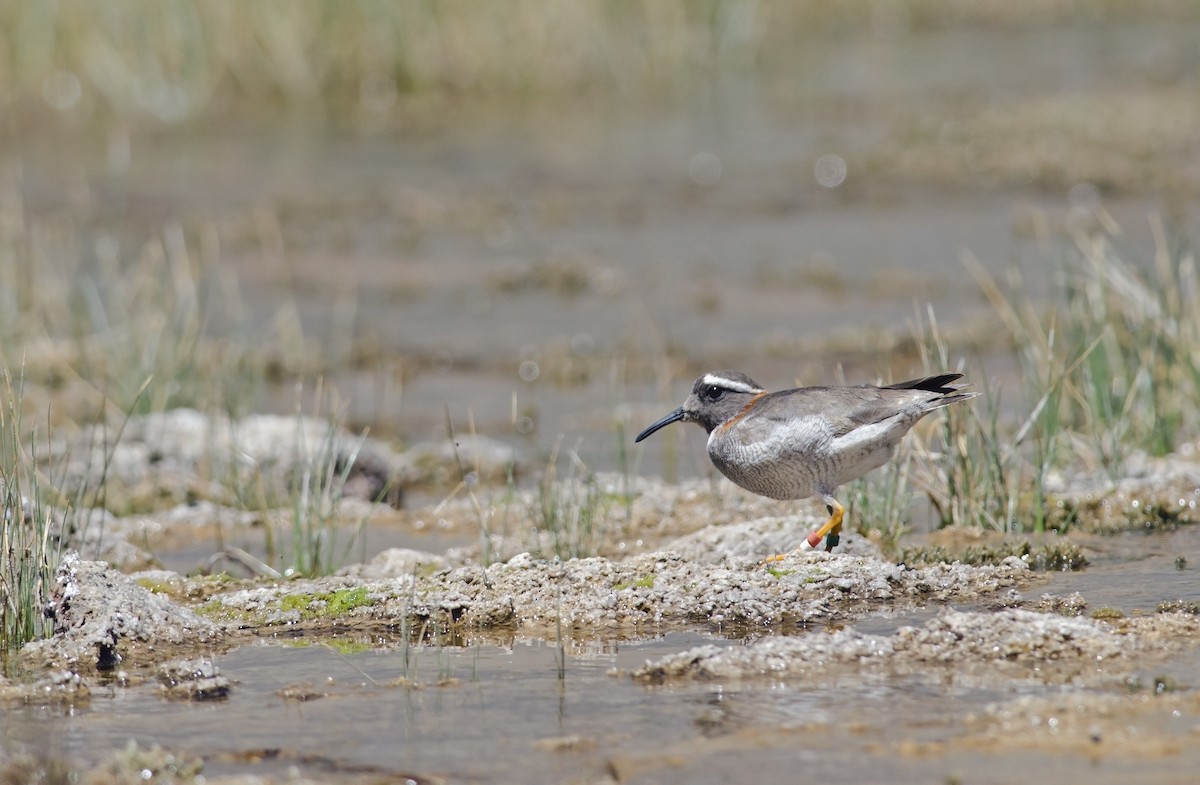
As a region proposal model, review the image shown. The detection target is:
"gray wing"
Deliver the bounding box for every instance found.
[763,386,926,437]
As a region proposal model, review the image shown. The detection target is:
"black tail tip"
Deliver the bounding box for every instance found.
[885,373,965,395]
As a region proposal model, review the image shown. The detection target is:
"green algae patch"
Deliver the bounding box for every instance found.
[326,587,373,615]
[278,587,376,620]
[278,594,313,615]
[192,584,380,629]
[613,575,655,591]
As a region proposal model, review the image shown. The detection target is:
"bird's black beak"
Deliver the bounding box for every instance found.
[634,407,685,442]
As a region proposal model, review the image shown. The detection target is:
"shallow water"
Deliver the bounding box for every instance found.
[6,583,1198,785]
[1030,525,1200,614]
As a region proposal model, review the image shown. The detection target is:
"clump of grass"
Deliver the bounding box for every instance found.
[969,217,1200,475]
[906,307,1030,534]
[907,215,1197,539]
[189,379,385,579]
[845,439,916,557]
[276,383,374,578]
[1060,221,1200,463]
[0,369,56,649]
[838,338,1021,555]
[532,440,613,561]
[443,412,619,564]
[437,406,511,567]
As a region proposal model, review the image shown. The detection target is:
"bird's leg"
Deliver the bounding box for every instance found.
[823,500,843,552]
[760,496,845,565]
[800,496,844,552]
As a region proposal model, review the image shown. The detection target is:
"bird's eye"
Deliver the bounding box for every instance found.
[703,385,724,401]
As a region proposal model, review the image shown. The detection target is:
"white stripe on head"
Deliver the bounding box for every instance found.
[701,373,764,394]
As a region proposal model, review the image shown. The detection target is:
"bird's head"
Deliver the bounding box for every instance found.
[635,371,766,441]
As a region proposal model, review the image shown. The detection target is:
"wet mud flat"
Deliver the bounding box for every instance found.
[3,460,1199,785]
[11,622,1200,785]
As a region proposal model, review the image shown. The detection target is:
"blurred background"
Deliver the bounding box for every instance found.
[2,0,1198,485]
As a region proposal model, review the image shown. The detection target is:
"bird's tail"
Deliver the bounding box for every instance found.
[887,373,979,408]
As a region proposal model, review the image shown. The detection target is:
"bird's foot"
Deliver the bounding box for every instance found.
[760,528,842,565]
[760,500,846,565]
